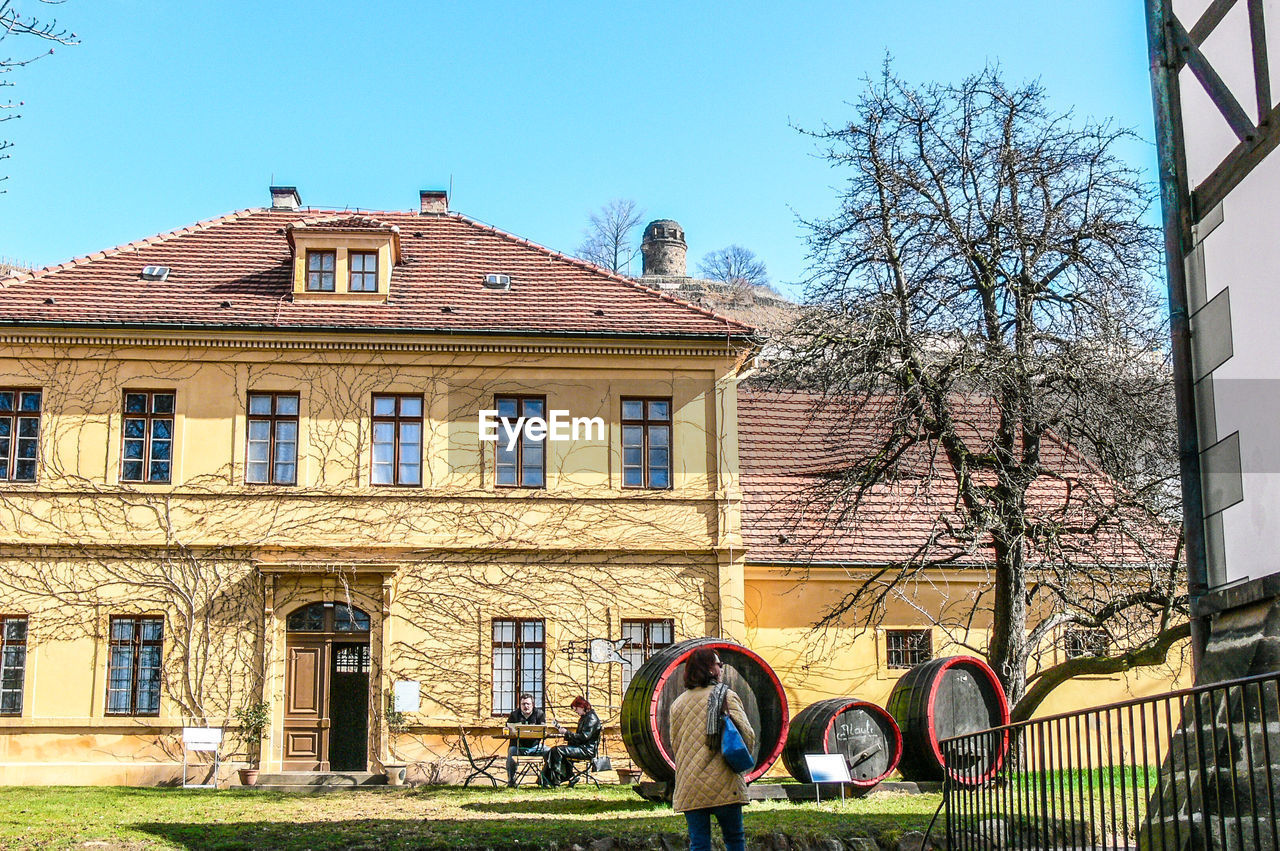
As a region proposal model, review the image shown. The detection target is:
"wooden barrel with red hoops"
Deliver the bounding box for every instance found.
[781,698,902,791]
[886,655,1010,784]
[620,637,789,783]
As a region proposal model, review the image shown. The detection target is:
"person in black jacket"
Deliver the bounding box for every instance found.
[505,692,547,786]
[540,696,601,787]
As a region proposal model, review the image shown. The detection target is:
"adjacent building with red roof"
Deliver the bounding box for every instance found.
[737,388,1189,723]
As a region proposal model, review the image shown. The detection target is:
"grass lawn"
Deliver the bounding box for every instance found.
[982,766,1162,844]
[0,784,942,850]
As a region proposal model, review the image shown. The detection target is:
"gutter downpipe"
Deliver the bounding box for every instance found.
[1145,0,1210,673]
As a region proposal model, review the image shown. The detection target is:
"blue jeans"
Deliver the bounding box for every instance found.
[684,803,745,851]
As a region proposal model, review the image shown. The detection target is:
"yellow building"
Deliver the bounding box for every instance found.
[0,188,756,785]
[0,189,1187,786]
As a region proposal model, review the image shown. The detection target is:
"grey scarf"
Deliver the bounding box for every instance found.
[705,682,729,743]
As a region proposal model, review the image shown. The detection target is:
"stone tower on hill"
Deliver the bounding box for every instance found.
[641,219,687,277]
[637,218,795,333]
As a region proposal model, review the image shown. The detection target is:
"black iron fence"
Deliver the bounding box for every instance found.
[940,670,1280,850]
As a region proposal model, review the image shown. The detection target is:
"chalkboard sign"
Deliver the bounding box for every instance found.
[782,698,901,790]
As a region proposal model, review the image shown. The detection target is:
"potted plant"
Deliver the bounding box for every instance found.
[383,699,409,786]
[616,765,641,785]
[234,700,270,786]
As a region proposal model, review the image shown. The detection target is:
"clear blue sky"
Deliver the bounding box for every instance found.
[1,1,1156,298]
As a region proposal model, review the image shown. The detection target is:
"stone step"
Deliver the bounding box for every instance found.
[251,771,388,788]
[250,783,400,794]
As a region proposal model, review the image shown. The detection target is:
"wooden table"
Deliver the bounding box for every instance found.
[492,724,562,743]
[493,725,561,786]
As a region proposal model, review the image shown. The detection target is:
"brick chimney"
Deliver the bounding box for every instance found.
[270,186,301,210]
[420,190,448,215]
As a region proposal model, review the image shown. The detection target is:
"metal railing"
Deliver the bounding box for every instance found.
[940,670,1280,850]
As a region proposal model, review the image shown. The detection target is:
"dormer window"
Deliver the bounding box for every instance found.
[287,214,400,302]
[306,250,336,292]
[349,251,378,292]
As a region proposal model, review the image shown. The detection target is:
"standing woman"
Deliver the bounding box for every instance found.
[668,647,756,851]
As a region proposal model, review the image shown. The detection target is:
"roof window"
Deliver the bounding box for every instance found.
[482,273,512,291]
[285,214,399,302]
[140,266,170,282]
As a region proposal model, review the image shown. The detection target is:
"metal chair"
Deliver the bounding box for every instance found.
[567,753,611,788]
[458,726,503,787]
[566,734,611,789]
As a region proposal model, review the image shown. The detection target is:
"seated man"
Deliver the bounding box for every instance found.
[505,691,548,787]
[540,696,601,787]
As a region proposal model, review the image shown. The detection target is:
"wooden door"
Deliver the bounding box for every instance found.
[283,640,329,770]
[281,601,373,772]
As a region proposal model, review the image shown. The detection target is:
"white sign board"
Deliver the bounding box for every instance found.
[804,753,851,784]
[393,680,421,713]
[182,727,222,752]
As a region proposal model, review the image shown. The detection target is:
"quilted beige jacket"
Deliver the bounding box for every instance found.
[669,685,757,812]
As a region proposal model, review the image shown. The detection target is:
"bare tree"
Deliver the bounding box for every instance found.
[1,1,78,186]
[698,245,770,290]
[576,199,643,274]
[769,63,1184,717]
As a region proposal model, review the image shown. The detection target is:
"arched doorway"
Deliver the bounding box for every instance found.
[282,601,371,771]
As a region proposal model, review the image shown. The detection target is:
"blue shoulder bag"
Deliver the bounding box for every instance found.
[721,714,755,774]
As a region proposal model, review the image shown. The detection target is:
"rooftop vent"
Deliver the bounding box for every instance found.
[482,273,511,290]
[140,266,170,282]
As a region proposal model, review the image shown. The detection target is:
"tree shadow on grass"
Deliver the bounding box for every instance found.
[36,785,296,802]
[460,797,668,815]
[135,816,684,851]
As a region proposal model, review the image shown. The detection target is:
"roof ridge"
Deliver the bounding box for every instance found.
[291,212,397,230]
[443,211,756,336]
[0,208,261,288]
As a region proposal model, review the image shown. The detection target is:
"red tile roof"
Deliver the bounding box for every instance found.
[0,208,753,339]
[739,390,1175,566]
